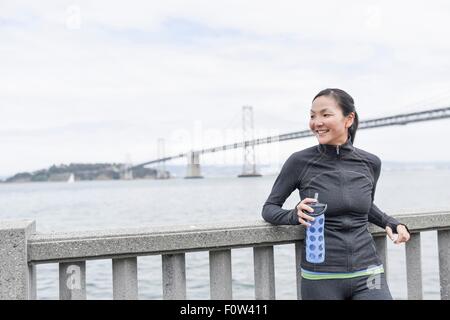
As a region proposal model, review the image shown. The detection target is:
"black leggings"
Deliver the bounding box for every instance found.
[301,273,393,300]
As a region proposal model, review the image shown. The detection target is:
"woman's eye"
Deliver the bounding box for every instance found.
[310,115,315,119]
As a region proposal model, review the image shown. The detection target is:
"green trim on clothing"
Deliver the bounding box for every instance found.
[301,265,384,280]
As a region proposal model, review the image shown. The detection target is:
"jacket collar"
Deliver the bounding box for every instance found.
[317,135,354,158]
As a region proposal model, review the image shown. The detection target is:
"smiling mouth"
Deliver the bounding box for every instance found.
[316,130,330,135]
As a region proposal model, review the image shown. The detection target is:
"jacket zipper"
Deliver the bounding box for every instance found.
[336,144,349,269]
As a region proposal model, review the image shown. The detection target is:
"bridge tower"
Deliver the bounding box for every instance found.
[121,153,134,180]
[184,151,203,179]
[156,138,170,179]
[238,105,262,178]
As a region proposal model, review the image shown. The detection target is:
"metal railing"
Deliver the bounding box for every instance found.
[1,209,450,300]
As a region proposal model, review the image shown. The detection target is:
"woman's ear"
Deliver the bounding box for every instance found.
[345,112,355,129]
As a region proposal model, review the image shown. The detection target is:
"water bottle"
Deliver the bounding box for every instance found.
[305,193,327,263]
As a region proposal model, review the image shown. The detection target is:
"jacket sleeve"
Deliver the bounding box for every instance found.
[368,156,403,233]
[261,154,301,225]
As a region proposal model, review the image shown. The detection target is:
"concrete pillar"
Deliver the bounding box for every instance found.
[438,230,450,300]
[113,257,138,300]
[374,236,388,279]
[209,250,232,300]
[0,220,36,300]
[295,241,303,300]
[162,253,186,299]
[185,151,203,179]
[253,246,275,299]
[59,261,86,300]
[406,233,423,299]
[28,264,37,300]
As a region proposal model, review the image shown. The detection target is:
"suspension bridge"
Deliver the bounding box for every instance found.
[129,106,450,179]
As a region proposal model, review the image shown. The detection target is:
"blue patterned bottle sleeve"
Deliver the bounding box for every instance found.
[305,196,327,264]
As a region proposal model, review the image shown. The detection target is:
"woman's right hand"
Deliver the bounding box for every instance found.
[296,198,318,227]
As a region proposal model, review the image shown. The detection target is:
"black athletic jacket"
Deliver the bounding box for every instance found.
[262,137,403,272]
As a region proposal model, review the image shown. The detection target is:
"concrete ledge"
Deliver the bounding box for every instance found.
[28,221,304,263]
[368,209,450,235]
[26,209,450,264]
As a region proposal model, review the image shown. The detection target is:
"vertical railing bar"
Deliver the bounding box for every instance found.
[59,261,86,300]
[112,257,138,300]
[28,264,37,300]
[438,230,450,300]
[405,232,423,299]
[374,235,388,279]
[253,246,275,300]
[295,241,303,300]
[162,253,186,300]
[209,249,232,300]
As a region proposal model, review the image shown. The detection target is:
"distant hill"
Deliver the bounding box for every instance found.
[3,163,166,183]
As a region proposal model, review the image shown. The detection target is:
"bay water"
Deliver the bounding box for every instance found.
[1,166,449,299]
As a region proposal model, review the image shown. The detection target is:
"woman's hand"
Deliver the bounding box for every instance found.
[385,224,410,244]
[296,198,318,227]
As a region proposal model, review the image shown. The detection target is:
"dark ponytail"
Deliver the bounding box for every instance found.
[348,111,358,144]
[312,88,359,144]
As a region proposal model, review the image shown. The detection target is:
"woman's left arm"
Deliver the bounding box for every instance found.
[369,204,410,243]
[368,155,410,244]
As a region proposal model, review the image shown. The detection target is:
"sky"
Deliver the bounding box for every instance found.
[2,0,450,177]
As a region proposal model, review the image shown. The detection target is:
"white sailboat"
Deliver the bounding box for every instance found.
[67,173,75,183]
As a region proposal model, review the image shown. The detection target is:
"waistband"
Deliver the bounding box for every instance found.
[301,265,384,280]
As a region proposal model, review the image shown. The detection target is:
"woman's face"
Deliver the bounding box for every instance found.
[309,95,354,145]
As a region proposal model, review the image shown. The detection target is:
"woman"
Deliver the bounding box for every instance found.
[262,88,410,300]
